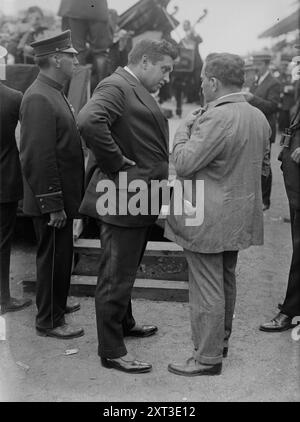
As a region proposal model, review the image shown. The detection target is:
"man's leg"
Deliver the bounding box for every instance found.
[185,250,225,365]
[95,223,151,359]
[33,217,73,330]
[281,207,300,317]
[223,251,238,353]
[67,19,88,65]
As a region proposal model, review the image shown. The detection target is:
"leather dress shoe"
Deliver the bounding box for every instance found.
[259,312,293,332]
[36,323,84,339]
[168,357,222,377]
[65,300,80,314]
[0,297,32,315]
[101,356,152,374]
[124,324,158,337]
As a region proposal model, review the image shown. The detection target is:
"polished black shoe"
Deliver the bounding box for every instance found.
[65,299,80,314]
[0,297,32,315]
[168,357,222,377]
[101,356,152,374]
[223,347,228,358]
[259,312,293,332]
[124,324,158,338]
[36,323,84,339]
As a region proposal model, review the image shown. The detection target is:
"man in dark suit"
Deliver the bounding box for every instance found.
[260,47,300,332]
[19,31,85,339]
[0,45,32,315]
[58,0,112,89]
[78,39,178,373]
[244,53,281,211]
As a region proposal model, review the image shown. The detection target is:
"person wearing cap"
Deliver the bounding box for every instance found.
[260,46,300,333]
[58,0,112,89]
[19,31,85,339]
[0,45,32,315]
[244,52,281,211]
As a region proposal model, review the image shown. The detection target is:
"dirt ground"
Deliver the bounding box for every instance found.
[0,101,299,402]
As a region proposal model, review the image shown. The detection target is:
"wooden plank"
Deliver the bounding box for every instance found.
[73,238,184,257]
[22,276,189,302]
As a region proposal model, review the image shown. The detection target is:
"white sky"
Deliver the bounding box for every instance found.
[1,0,299,56]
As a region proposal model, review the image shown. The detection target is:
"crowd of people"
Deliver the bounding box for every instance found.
[0,0,299,378]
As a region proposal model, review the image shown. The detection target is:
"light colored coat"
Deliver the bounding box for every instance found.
[164,93,271,253]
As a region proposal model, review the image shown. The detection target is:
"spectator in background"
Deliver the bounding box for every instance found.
[16,6,47,64]
[277,55,296,132]
[244,53,281,212]
[0,45,32,315]
[58,0,113,90]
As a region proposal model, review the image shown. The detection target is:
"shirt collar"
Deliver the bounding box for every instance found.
[207,91,243,108]
[124,66,140,82]
[37,73,64,91]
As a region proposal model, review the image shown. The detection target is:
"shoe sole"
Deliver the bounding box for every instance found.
[65,305,81,314]
[124,329,158,338]
[101,359,152,374]
[259,325,293,332]
[36,329,85,339]
[168,365,222,377]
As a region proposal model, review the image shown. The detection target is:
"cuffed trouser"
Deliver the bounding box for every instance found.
[96,222,152,359]
[32,217,73,330]
[281,206,300,317]
[0,202,18,304]
[184,250,238,365]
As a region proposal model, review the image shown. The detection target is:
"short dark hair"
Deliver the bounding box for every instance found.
[128,39,178,65]
[26,6,44,18]
[204,53,245,88]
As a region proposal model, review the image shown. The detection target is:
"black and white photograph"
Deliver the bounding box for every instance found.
[0,0,299,406]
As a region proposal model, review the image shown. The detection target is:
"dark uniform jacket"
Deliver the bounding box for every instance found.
[0,83,23,203]
[250,73,281,143]
[78,67,169,227]
[58,0,109,22]
[19,73,84,218]
[280,101,300,210]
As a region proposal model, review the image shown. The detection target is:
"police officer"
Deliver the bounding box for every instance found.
[19,31,85,339]
[260,46,300,332]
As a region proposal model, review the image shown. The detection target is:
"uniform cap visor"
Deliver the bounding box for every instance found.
[61,47,78,55]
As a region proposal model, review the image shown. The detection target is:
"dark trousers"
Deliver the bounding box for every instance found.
[262,143,272,207]
[95,222,152,359]
[0,202,18,304]
[281,207,300,317]
[32,217,73,330]
[184,250,238,365]
[63,18,110,64]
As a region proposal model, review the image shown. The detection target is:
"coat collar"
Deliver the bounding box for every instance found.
[208,92,247,109]
[37,73,64,91]
[115,67,168,143]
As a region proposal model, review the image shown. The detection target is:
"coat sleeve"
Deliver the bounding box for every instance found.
[20,94,64,214]
[250,81,281,117]
[173,109,227,178]
[77,82,126,176]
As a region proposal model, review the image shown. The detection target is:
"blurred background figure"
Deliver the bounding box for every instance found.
[277,54,296,132]
[58,0,112,91]
[16,6,47,64]
[180,19,203,104]
[243,59,257,92]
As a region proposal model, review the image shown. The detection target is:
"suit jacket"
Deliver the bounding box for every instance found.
[0,83,23,203]
[280,101,300,210]
[58,0,109,22]
[78,67,169,227]
[164,94,271,253]
[19,73,84,218]
[250,73,281,143]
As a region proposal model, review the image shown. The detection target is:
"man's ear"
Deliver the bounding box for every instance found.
[210,77,218,92]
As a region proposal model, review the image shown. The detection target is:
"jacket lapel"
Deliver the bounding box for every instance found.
[115,67,169,146]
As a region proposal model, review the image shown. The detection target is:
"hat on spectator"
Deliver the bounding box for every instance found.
[0,45,8,59]
[251,52,272,63]
[31,30,78,57]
